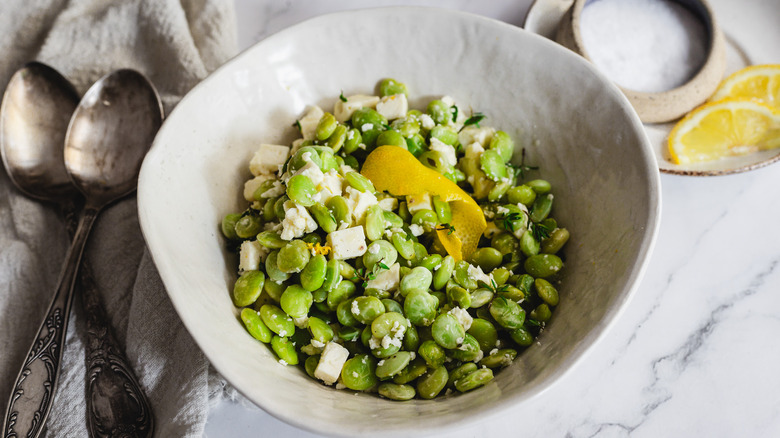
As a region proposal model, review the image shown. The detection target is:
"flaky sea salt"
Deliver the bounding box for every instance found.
[580,0,707,93]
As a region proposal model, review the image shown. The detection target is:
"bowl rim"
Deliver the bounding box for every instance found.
[139,5,662,436]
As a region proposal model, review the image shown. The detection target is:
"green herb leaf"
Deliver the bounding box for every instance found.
[292,120,302,131]
[435,223,456,235]
[499,212,523,232]
[530,221,552,242]
[508,148,539,181]
[450,105,459,123]
[462,112,485,129]
[339,91,348,102]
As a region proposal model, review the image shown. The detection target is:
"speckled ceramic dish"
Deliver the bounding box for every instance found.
[138,7,660,437]
[525,0,780,176]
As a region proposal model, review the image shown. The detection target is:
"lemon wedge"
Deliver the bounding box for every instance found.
[668,98,780,164]
[360,145,486,261]
[709,64,780,109]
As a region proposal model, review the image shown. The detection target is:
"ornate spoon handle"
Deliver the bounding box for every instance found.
[61,200,154,438]
[80,260,154,438]
[3,207,98,438]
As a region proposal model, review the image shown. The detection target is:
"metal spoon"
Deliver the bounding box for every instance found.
[1,64,161,438]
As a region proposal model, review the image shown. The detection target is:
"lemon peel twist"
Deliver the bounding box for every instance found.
[360,145,486,261]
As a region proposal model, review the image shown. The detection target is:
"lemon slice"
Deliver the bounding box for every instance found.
[668,98,780,164]
[710,64,780,108]
[360,145,486,261]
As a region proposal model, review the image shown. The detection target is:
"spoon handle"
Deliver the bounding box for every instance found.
[81,258,154,438]
[2,207,99,438]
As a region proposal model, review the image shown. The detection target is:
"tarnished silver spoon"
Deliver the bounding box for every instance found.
[1,64,161,438]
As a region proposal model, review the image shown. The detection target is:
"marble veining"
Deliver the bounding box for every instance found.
[205,1,780,437]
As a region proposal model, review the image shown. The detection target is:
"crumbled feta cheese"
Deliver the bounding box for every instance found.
[317,170,343,203]
[368,243,380,254]
[459,125,496,148]
[311,339,325,348]
[344,186,378,225]
[298,105,324,140]
[258,179,285,199]
[249,143,290,176]
[496,206,510,215]
[368,336,381,350]
[339,164,357,177]
[361,123,374,132]
[351,299,360,316]
[405,192,432,214]
[440,95,456,107]
[279,359,288,366]
[429,138,458,167]
[365,262,400,292]
[381,332,403,349]
[333,94,380,122]
[243,174,275,201]
[280,203,318,240]
[467,264,493,286]
[375,94,408,120]
[489,348,499,356]
[293,316,309,329]
[239,240,267,271]
[409,223,424,236]
[448,306,473,331]
[315,342,350,384]
[419,114,435,130]
[327,226,368,260]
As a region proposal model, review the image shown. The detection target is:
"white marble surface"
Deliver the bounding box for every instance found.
[205,1,780,436]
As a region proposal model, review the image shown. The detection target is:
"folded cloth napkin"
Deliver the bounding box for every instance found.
[0,0,238,436]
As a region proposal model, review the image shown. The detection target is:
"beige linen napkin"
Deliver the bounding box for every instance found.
[0,0,237,436]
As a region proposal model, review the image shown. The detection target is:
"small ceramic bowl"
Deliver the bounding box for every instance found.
[138,7,660,437]
[556,0,726,123]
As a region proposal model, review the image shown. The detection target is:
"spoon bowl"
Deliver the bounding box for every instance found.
[0,62,79,200]
[65,69,163,205]
[2,67,161,438]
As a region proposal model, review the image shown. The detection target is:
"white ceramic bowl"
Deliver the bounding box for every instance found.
[138,7,660,437]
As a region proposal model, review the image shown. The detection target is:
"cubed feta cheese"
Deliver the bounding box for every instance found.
[298,105,324,140]
[375,94,409,120]
[365,262,400,291]
[294,160,325,187]
[290,138,305,156]
[243,174,275,201]
[314,342,350,385]
[327,226,368,260]
[344,186,378,225]
[377,196,398,212]
[459,126,496,149]
[239,240,267,271]
[406,192,432,214]
[429,137,458,167]
[280,202,318,240]
[333,94,380,123]
[249,144,290,176]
